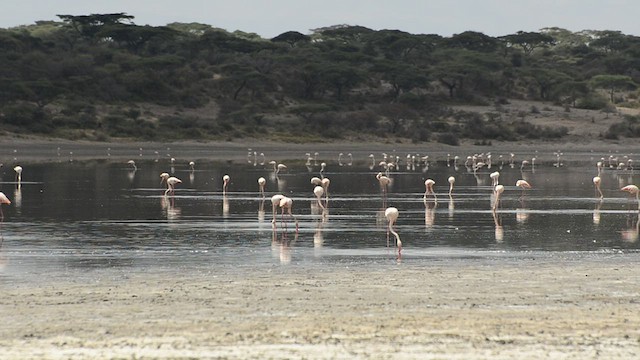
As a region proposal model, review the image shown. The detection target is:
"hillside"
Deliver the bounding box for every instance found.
[2,14,640,145]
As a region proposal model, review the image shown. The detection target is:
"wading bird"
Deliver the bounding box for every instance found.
[490,171,500,186]
[493,184,505,211]
[0,192,10,220]
[160,173,181,196]
[621,185,640,209]
[258,177,266,197]
[423,179,437,203]
[516,179,532,196]
[13,165,22,189]
[271,194,285,225]
[384,207,402,258]
[313,186,326,211]
[222,174,230,194]
[448,176,456,196]
[127,160,137,171]
[593,176,604,199]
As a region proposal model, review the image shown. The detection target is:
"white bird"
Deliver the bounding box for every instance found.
[160,173,181,196]
[13,165,22,189]
[258,177,266,197]
[384,207,402,258]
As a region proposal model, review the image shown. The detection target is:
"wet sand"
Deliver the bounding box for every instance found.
[2,255,640,359]
[1,137,640,358]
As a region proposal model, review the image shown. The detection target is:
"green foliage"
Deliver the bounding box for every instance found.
[2,16,640,142]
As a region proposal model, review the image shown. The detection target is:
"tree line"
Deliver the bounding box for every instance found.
[1,13,639,143]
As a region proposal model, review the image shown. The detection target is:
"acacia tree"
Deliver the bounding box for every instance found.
[590,74,637,102]
[499,31,555,56]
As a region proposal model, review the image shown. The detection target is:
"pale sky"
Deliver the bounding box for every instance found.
[2,0,639,38]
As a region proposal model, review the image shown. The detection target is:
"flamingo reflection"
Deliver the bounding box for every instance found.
[593,198,603,225]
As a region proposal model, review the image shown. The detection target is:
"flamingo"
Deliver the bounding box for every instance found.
[271,194,285,224]
[490,171,500,186]
[320,162,327,177]
[423,179,437,203]
[593,176,604,199]
[258,177,266,197]
[160,173,181,196]
[321,177,331,205]
[448,176,455,196]
[311,176,322,186]
[376,172,391,194]
[13,165,22,189]
[222,174,230,194]
[313,186,326,210]
[270,161,287,176]
[516,179,532,195]
[493,184,505,211]
[0,192,10,220]
[127,160,137,171]
[621,185,640,209]
[279,196,298,233]
[189,161,195,171]
[384,207,402,258]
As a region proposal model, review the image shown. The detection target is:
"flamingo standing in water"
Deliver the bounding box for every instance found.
[384,207,402,258]
[448,176,455,196]
[313,186,326,211]
[222,174,230,195]
[516,179,532,197]
[0,192,10,220]
[271,194,285,225]
[593,176,604,199]
[376,172,391,194]
[423,179,437,203]
[493,184,505,211]
[13,165,22,189]
[127,160,137,171]
[621,185,640,209]
[321,177,331,205]
[258,177,266,197]
[490,171,500,186]
[160,173,181,196]
[278,196,299,233]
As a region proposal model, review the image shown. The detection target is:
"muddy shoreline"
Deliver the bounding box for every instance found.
[2,255,639,359]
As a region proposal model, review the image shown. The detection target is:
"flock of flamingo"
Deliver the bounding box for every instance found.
[121,150,640,260]
[1,149,638,258]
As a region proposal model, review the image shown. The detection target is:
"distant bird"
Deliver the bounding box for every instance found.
[160,173,181,196]
[258,177,266,197]
[222,174,230,194]
[448,176,456,196]
[621,185,640,209]
[13,165,22,189]
[270,161,287,175]
[493,184,505,211]
[384,207,402,258]
[189,161,195,171]
[127,160,137,171]
[593,176,604,199]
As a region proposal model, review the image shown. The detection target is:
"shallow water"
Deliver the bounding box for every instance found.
[1,154,640,283]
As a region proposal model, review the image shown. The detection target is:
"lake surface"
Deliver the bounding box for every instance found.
[1,151,640,283]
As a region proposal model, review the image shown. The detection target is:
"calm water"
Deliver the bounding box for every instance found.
[1,153,640,282]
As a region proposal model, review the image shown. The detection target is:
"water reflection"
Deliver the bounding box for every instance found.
[2,155,640,278]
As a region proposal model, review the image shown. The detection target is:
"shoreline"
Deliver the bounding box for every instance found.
[0,136,639,163]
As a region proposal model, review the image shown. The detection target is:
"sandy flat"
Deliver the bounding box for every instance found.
[2,255,640,359]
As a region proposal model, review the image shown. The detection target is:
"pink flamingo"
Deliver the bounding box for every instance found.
[313,186,326,211]
[448,176,455,196]
[222,174,230,195]
[493,184,505,211]
[384,207,402,258]
[621,185,640,210]
[593,176,603,199]
[271,194,285,225]
[423,179,437,203]
[160,173,181,196]
[0,192,11,220]
[258,177,266,197]
[279,196,299,233]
